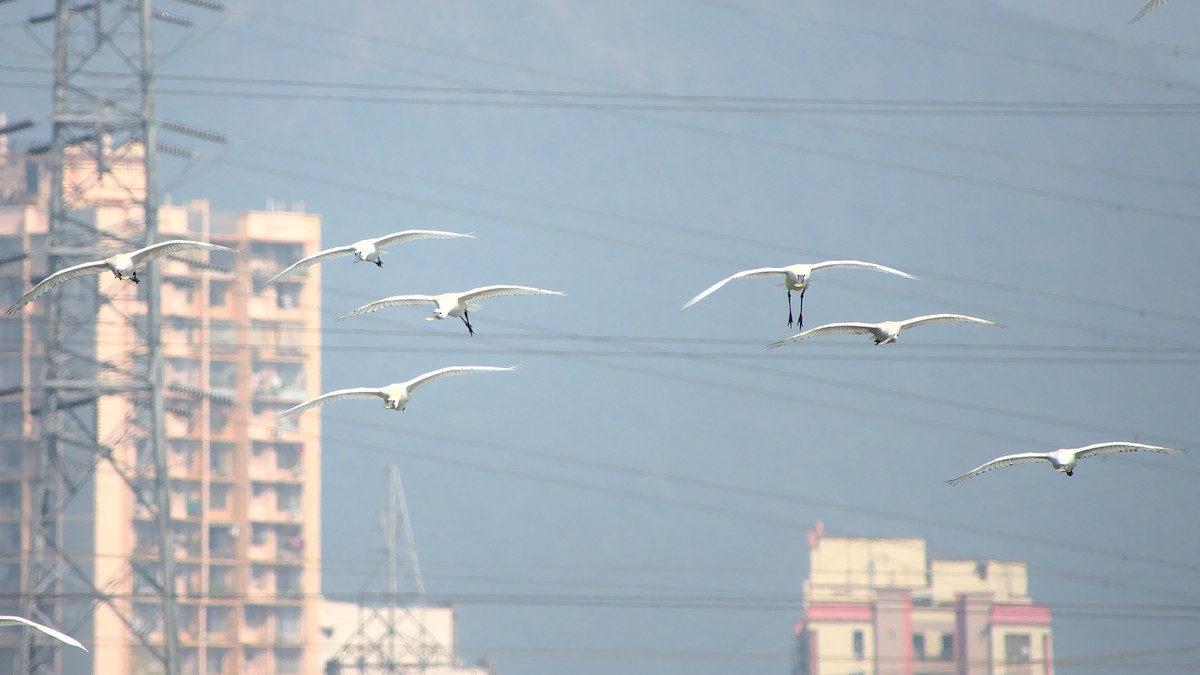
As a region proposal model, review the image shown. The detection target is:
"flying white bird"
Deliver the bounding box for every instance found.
[1131,0,1169,22]
[5,239,234,314]
[768,313,1001,348]
[682,260,915,329]
[947,442,1187,485]
[338,284,566,336]
[0,615,88,652]
[266,230,474,283]
[276,366,517,417]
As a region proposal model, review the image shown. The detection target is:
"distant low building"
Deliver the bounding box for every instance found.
[319,598,492,675]
[793,522,1053,675]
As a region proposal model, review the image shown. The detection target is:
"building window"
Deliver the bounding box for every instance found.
[1005,633,1031,663]
[210,483,230,511]
[206,647,227,674]
[210,360,237,391]
[277,484,301,513]
[276,647,301,674]
[853,629,865,660]
[940,632,954,660]
[210,443,233,476]
[211,320,237,349]
[210,280,230,307]
[0,402,24,436]
[276,283,300,309]
[0,482,20,514]
[278,608,302,642]
[913,632,926,660]
[0,563,19,592]
[0,313,21,344]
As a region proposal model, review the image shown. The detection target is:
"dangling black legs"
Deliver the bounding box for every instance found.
[461,311,475,337]
[787,290,794,328]
[374,259,383,267]
[797,288,806,330]
[131,271,140,284]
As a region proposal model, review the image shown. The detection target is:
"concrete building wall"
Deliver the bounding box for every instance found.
[318,599,491,675]
[930,559,1030,604]
[805,524,927,604]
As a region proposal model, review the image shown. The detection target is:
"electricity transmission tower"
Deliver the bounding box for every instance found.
[11,1,221,673]
[329,465,455,674]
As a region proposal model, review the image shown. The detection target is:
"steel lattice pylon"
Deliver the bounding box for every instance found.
[11,2,217,673]
[328,464,455,674]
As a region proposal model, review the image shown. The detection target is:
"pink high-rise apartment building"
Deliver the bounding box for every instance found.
[793,522,1053,675]
[0,141,323,674]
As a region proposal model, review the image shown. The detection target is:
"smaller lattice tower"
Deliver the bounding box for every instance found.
[328,464,456,674]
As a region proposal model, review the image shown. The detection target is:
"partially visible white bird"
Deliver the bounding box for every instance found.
[768,313,1001,348]
[276,365,517,417]
[338,284,566,336]
[5,239,234,314]
[266,230,474,283]
[1131,0,1169,22]
[0,615,88,652]
[682,260,915,329]
[947,442,1187,485]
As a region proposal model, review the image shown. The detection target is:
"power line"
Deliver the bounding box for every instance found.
[689,0,1200,94]
[5,74,1199,115]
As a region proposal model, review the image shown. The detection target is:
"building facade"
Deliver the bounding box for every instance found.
[793,522,1053,675]
[0,142,324,674]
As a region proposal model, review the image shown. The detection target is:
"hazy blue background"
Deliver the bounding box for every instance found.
[3,0,1199,672]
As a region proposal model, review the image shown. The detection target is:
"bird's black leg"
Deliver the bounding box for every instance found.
[1066,469,1074,476]
[374,259,383,267]
[797,288,806,330]
[787,290,794,328]
[462,311,475,337]
[131,271,140,284]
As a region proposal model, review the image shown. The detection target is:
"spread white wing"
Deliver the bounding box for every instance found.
[276,387,387,417]
[403,365,517,394]
[338,295,436,321]
[0,615,87,652]
[898,314,1001,331]
[682,267,790,309]
[130,239,234,264]
[1131,0,1169,22]
[1074,441,1186,460]
[267,245,355,283]
[946,452,1054,485]
[810,259,916,279]
[459,285,566,303]
[371,229,475,248]
[5,259,109,314]
[767,322,881,349]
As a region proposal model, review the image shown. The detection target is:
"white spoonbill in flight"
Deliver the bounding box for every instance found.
[682,260,915,329]
[0,615,88,651]
[768,313,1001,348]
[338,284,565,336]
[1131,0,1169,22]
[266,229,473,283]
[276,366,517,417]
[5,239,234,314]
[947,442,1187,485]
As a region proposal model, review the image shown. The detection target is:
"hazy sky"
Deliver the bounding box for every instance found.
[3,1,1199,673]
